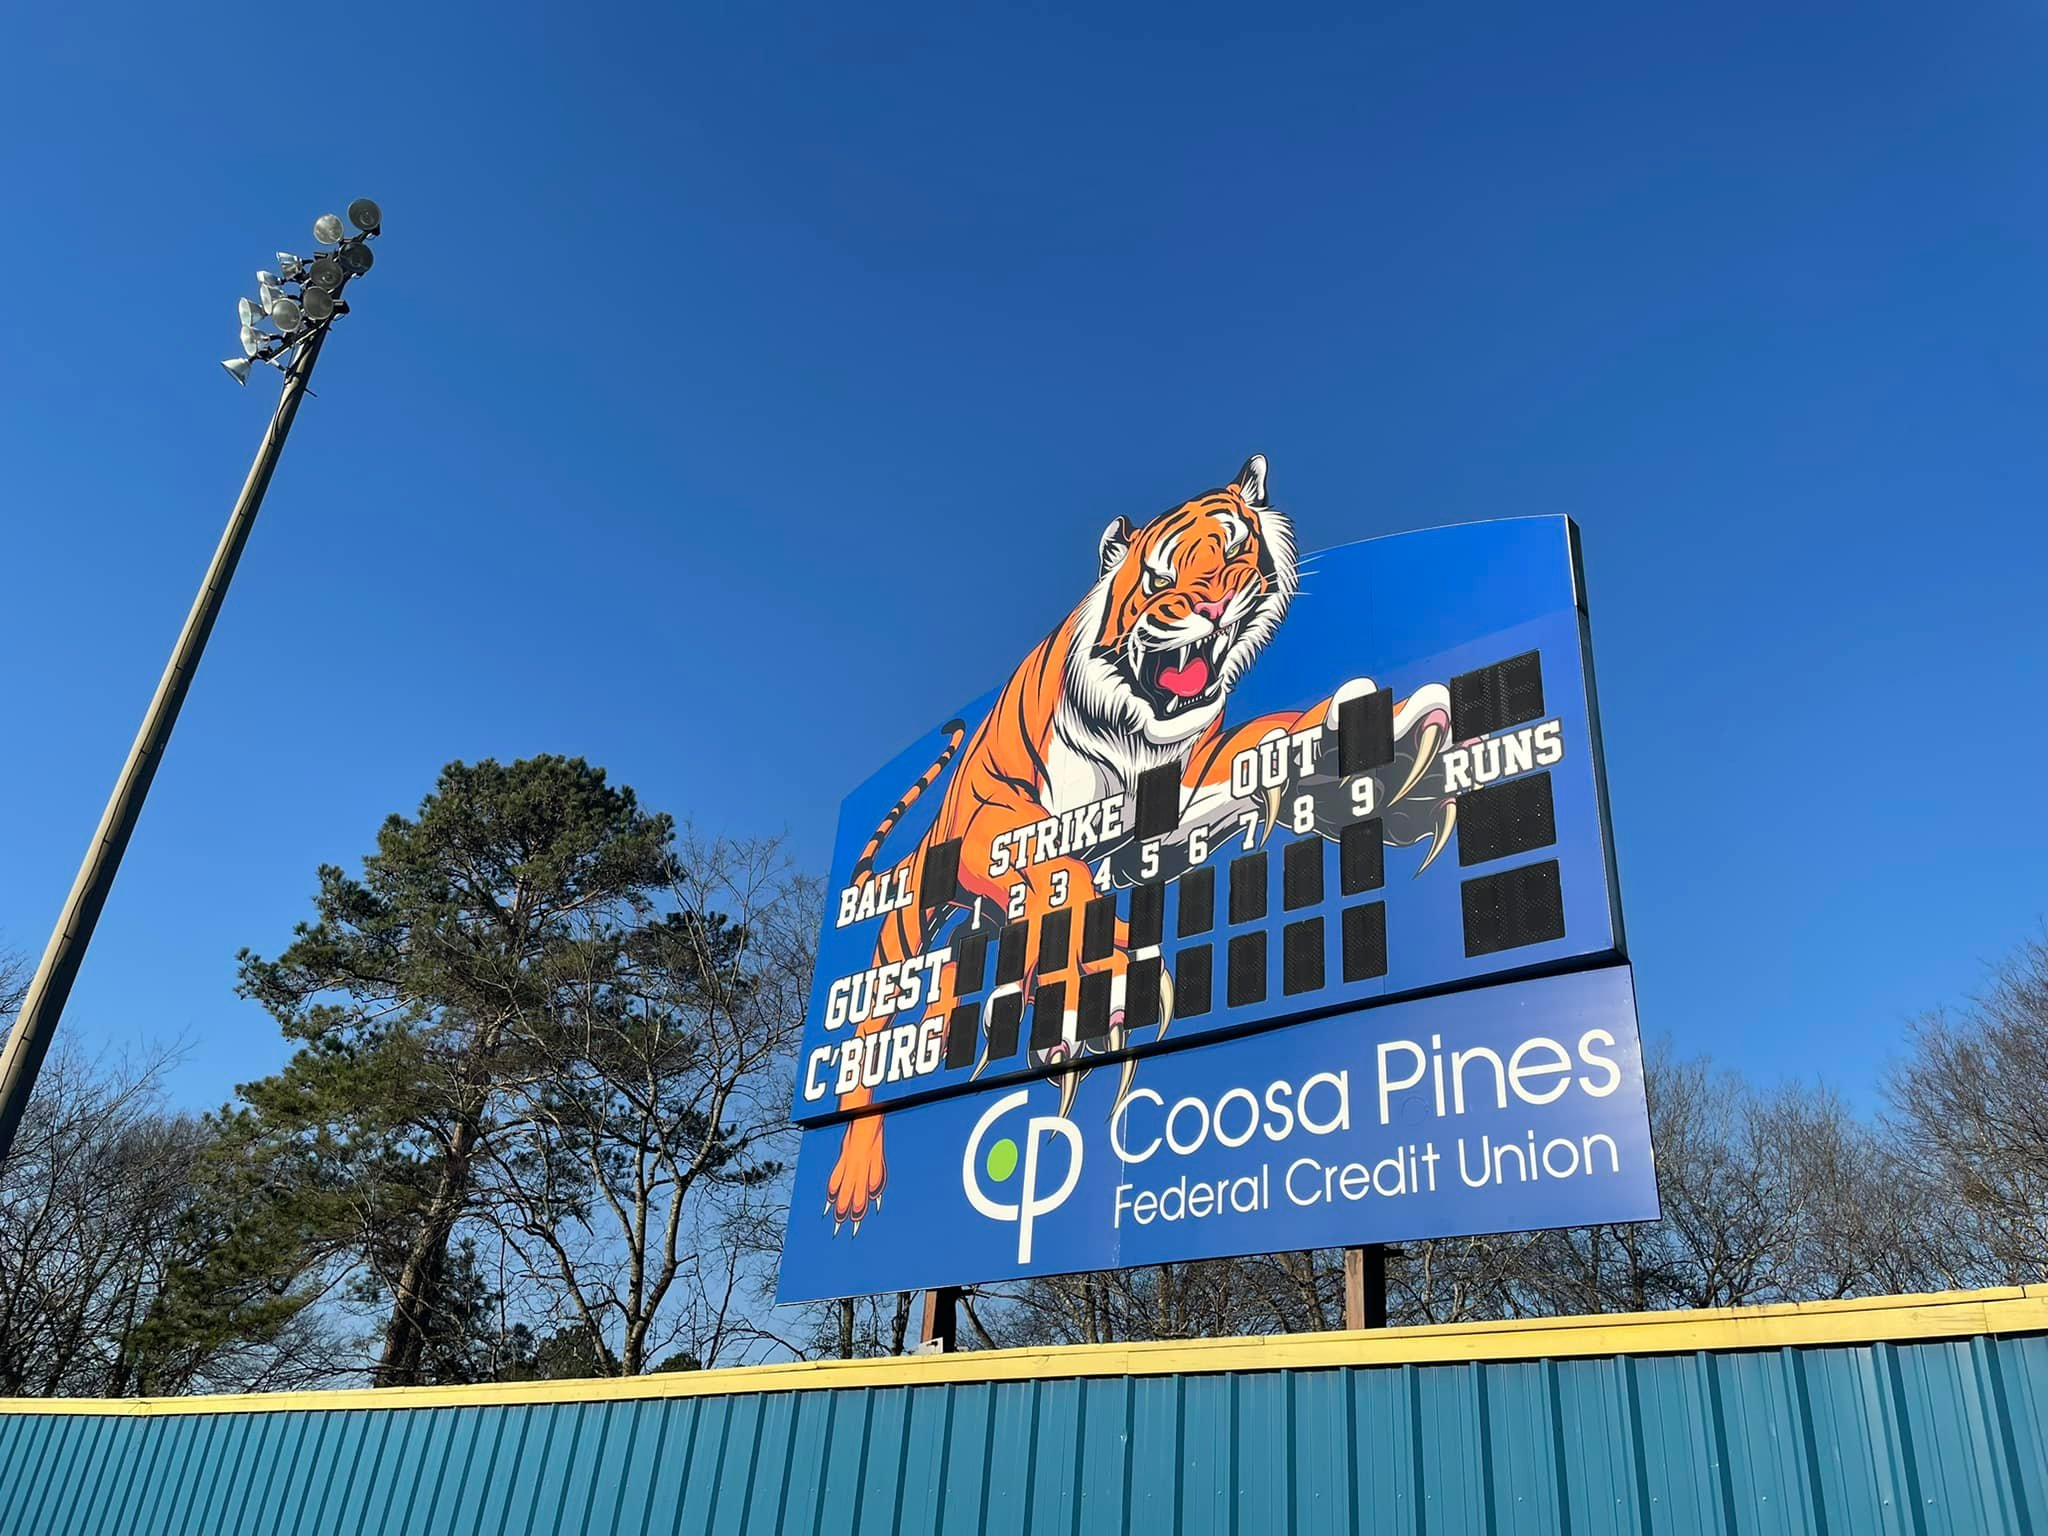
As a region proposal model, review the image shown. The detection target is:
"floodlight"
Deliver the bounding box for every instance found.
[338,242,373,275]
[238,297,264,328]
[276,252,305,279]
[300,284,335,321]
[267,295,303,332]
[221,357,254,385]
[313,213,345,245]
[347,197,381,234]
[304,256,343,292]
[240,325,266,357]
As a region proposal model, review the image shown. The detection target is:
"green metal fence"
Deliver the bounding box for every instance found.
[3,1288,2044,1534]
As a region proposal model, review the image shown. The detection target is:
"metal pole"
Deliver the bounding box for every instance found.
[919,1287,959,1353]
[0,326,329,1162]
[1343,1243,1389,1330]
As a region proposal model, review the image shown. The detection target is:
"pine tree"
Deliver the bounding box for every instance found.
[212,756,673,1386]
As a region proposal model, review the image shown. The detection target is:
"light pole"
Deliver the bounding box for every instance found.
[0,199,384,1163]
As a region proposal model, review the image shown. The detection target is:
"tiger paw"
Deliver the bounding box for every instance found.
[826,1115,887,1233]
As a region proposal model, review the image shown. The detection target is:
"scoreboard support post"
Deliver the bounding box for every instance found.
[920,1287,960,1352]
[1344,1246,1389,1331]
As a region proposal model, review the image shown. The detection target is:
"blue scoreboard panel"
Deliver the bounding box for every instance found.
[779,458,1648,1295]
[795,503,1622,1129]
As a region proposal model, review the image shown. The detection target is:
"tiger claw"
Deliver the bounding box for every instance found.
[851,1218,862,1238]
[1415,799,1457,874]
[834,1217,843,1236]
[1391,720,1445,808]
[1262,786,1282,845]
[1057,1064,1082,1119]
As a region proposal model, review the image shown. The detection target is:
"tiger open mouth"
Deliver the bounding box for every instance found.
[1120,629,1234,718]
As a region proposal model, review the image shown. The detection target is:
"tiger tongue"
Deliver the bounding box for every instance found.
[1157,654,1211,698]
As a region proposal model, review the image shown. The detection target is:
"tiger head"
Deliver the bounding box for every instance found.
[1068,454,1297,748]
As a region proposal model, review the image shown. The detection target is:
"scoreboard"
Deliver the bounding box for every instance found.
[793,513,1623,1127]
[779,463,1653,1302]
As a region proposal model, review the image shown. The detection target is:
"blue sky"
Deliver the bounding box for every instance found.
[2,1,2043,1114]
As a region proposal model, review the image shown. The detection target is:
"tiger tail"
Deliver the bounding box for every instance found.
[849,718,967,882]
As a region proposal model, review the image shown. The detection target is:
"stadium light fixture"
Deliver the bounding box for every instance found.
[0,198,386,1166]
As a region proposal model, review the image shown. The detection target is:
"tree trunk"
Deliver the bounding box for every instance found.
[375,1111,480,1387]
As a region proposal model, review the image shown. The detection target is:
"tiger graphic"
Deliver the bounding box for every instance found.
[825,455,1456,1231]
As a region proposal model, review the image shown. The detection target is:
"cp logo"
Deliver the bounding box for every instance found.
[961,1089,1083,1264]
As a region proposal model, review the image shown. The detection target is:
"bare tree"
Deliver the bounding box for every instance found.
[480,833,816,1373]
[1,945,26,1021]
[1476,1050,1943,1317]
[979,1256,1331,1346]
[0,1044,343,1396]
[1887,933,2048,1284]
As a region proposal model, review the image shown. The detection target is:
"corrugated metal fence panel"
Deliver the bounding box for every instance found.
[4,1332,2046,1535]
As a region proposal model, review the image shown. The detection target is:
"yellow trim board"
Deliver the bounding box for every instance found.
[5,1284,2043,1419]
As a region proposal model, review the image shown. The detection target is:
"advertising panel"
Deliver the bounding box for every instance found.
[779,963,1655,1301]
